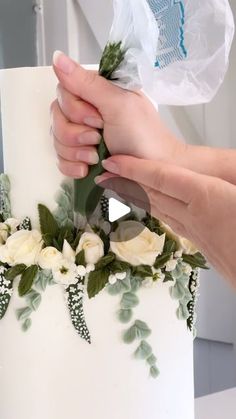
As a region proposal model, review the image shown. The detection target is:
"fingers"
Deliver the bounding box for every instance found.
[102,155,203,204]
[57,157,88,179]
[54,140,99,165]
[53,51,124,113]
[50,100,102,147]
[56,84,102,126]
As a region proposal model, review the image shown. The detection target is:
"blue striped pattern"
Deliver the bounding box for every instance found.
[147,0,187,69]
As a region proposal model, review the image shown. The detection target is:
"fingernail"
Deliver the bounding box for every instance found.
[78,131,102,145]
[77,150,99,165]
[102,159,119,175]
[84,117,104,129]
[53,50,76,75]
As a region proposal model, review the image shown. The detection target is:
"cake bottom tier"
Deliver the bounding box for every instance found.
[0,280,194,419]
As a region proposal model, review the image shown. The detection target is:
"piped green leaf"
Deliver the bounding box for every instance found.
[5,264,26,281]
[120,292,139,309]
[150,365,160,378]
[134,340,152,360]
[18,265,38,297]
[75,250,86,267]
[87,268,110,299]
[38,204,59,238]
[118,309,133,324]
[182,252,208,270]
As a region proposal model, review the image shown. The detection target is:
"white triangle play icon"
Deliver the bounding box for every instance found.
[109,198,131,222]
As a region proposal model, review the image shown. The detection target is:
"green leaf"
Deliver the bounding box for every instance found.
[118,309,133,324]
[18,265,38,297]
[26,290,42,311]
[134,340,152,360]
[110,260,131,274]
[134,320,152,339]
[99,41,126,80]
[72,231,83,250]
[107,275,131,296]
[120,292,139,309]
[163,271,174,283]
[67,278,91,343]
[87,268,110,299]
[132,265,153,278]
[75,250,86,267]
[164,239,177,254]
[42,233,53,247]
[95,252,116,270]
[38,204,60,238]
[22,318,32,332]
[147,354,157,366]
[16,307,32,321]
[99,229,110,254]
[5,264,26,281]
[150,365,160,379]
[154,253,172,269]
[182,252,209,270]
[123,324,138,344]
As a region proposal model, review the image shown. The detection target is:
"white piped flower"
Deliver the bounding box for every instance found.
[38,247,63,270]
[53,260,78,286]
[76,232,104,265]
[153,268,165,282]
[0,229,43,266]
[110,221,165,266]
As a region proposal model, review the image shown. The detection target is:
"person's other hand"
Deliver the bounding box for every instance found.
[51,51,183,178]
[97,155,236,287]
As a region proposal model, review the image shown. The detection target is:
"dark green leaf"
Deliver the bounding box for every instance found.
[87,268,110,298]
[110,260,131,273]
[182,252,209,270]
[5,264,26,281]
[18,265,38,297]
[75,250,86,267]
[72,231,83,250]
[132,265,153,278]
[42,233,53,247]
[95,252,116,270]
[154,253,172,269]
[163,271,174,283]
[99,229,110,254]
[38,204,60,238]
[164,239,177,254]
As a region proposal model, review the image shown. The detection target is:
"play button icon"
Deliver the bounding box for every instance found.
[108,198,131,222]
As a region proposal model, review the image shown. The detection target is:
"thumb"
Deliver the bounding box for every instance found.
[52,50,122,112]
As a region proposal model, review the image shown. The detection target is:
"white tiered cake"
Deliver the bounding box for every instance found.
[0,67,194,419]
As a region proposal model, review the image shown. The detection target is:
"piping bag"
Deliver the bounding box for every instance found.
[74,0,235,218]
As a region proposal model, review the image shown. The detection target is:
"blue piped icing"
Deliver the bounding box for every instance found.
[147,0,187,69]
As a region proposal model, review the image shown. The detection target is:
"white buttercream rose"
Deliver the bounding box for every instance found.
[76,232,104,264]
[0,229,43,266]
[38,247,63,270]
[160,222,198,255]
[110,221,165,266]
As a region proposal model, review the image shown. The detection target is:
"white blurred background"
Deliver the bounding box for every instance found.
[0,0,236,400]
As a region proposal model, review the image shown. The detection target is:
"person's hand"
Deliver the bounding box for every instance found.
[96,155,236,287]
[51,51,183,179]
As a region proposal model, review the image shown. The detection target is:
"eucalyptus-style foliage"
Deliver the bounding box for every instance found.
[0,174,12,220]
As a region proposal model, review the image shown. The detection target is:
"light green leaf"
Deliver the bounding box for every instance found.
[169,282,186,300]
[134,340,152,360]
[123,324,138,344]
[118,309,133,324]
[134,320,152,339]
[120,292,139,309]
[16,307,32,321]
[22,318,32,332]
[147,354,157,366]
[150,365,160,379]
[18,265,38,297]
[27,290,42,311]
[177,303,190,321]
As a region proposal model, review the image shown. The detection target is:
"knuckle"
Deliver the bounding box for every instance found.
[152,166,166,192]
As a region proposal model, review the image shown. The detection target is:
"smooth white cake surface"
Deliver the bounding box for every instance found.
[0,66,194,419]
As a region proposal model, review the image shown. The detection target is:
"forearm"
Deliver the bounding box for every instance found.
[170,142,236,185]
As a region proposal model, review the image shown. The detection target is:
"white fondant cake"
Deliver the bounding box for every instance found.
[0,67,194,419]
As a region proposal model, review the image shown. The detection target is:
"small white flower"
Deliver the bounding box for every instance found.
[109,274,117,285]
[53,260,78,286]
[62,240,75,263]
[76,232,104,265]
[142,277,154,288]
[86,263,95,273]
[115,272,126,281]
[165,259,178,272]
[77,265,87,277]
